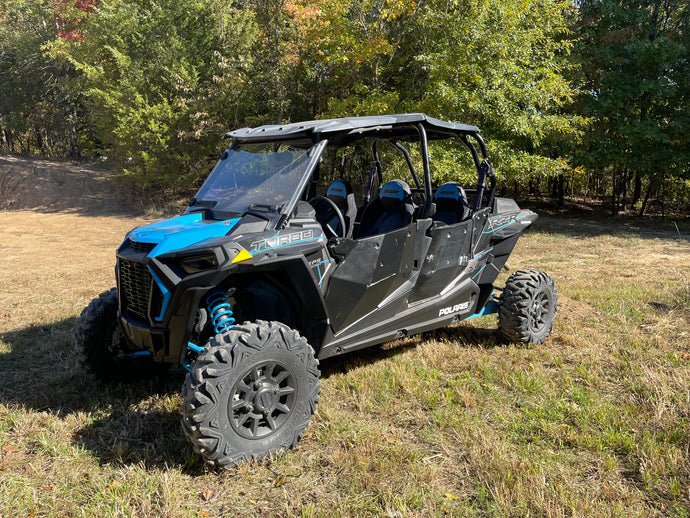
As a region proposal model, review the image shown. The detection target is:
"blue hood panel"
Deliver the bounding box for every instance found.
[128,213,240,257]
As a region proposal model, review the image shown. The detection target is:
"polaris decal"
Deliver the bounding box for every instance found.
[438,301,471,316]
[249,229,318,254]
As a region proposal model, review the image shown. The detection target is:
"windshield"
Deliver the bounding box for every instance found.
[192,143,313,215]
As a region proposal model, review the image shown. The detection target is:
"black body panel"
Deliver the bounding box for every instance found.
[106,114,540,367]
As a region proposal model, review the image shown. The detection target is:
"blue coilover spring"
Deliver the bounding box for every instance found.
[206,289,235,334]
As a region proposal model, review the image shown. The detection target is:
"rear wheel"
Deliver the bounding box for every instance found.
[498,270,557,344]
[181,321,320,468]
[71,288,167,381]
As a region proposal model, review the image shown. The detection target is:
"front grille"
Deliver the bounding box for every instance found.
[128,240,156,254]
[119,258,153,320]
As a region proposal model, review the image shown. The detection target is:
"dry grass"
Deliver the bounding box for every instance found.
[1,159,689,516]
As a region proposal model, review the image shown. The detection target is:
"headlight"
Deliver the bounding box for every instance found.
[178,254,218,274]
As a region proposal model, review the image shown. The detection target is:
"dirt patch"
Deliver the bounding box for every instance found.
[0,155,138,216]
[557,296,600,323]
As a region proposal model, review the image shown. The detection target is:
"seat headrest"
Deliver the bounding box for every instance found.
[379,180,411,211]
[435,183,462,201]
[326,180,352,199]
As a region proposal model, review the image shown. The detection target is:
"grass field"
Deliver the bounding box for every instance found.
[1,160,689,516]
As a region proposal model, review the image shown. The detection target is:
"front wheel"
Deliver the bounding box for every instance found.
[181,321,320,468]
[498,270,557,344]
[71,288,167,381]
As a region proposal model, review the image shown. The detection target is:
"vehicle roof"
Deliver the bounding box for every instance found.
[225,113,480,146]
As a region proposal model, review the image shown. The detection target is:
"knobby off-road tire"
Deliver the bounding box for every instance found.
[71,288,167,382]
[181,321,320,468]
[498,270,558,344]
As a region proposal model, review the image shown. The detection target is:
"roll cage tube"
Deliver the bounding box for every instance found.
[467,133,496,211]
[473,134,497,209]
[416,123,434,218]
[458,133,496,212]
[275,139,328,230]
[364,141,384,204]
[392,141,422,191]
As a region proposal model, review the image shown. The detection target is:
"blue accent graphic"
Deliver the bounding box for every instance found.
[148,268,172,322]
[315,258,335,287]
[466,300,500,320]
[326,181,347,199]
[250,236,325,255]
[472,263,487,280]
[473,247,494,260]
[128,351,152,358]
[128,213,240,256]
[380,181,405,201]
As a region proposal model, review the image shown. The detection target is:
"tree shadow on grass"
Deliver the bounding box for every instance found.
[0,318,205,472]
[533,214,690,242]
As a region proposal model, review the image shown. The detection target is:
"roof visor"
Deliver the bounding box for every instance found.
[225,113,480,145]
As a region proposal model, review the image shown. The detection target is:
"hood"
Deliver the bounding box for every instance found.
[127,213,241,257]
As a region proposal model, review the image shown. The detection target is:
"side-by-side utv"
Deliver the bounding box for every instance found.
[72,114,557,467]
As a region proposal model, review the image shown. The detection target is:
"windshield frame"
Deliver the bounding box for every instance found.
[188,140,327,229]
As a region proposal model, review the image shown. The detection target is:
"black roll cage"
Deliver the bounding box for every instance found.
[358,124,496,219]
[226,115,497,225]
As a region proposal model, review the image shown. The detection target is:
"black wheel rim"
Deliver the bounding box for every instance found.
[528,289,552,333]
[229,360,297,440]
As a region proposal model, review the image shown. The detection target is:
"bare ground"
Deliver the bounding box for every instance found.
[0,155,137,216]
[0,156,154,332]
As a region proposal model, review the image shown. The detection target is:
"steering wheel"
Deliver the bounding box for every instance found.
[309,196,347,239]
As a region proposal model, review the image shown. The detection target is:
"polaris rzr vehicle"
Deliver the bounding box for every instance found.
[72,114,557,468]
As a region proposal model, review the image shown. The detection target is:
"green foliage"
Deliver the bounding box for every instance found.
[0,0,81,157]
[292,0,583,184]
[3,0,687,209]
[48,0,259,192]
[417,0,584,182]
[573,0,690,212]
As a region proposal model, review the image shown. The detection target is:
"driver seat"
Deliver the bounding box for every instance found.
[357,180,414,238]
[324,179,357,238]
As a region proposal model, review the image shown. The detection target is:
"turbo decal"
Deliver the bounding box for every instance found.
[249,229,316,254]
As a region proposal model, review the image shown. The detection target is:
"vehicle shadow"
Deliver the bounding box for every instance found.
[0,317,499,472]
[319,322,501,379]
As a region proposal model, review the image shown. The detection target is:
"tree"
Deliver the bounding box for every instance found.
[291,0,583,185]
[573,0,690,214]
[49,0,258,192]
[0,0,82,157]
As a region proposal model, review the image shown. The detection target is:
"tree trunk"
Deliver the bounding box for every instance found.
[639,179,654,217]
[632,173,642,206]
[611,170,619,216]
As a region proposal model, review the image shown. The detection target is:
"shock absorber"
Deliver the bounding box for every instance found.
[184,289,236,372]
[206,289,235,334]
